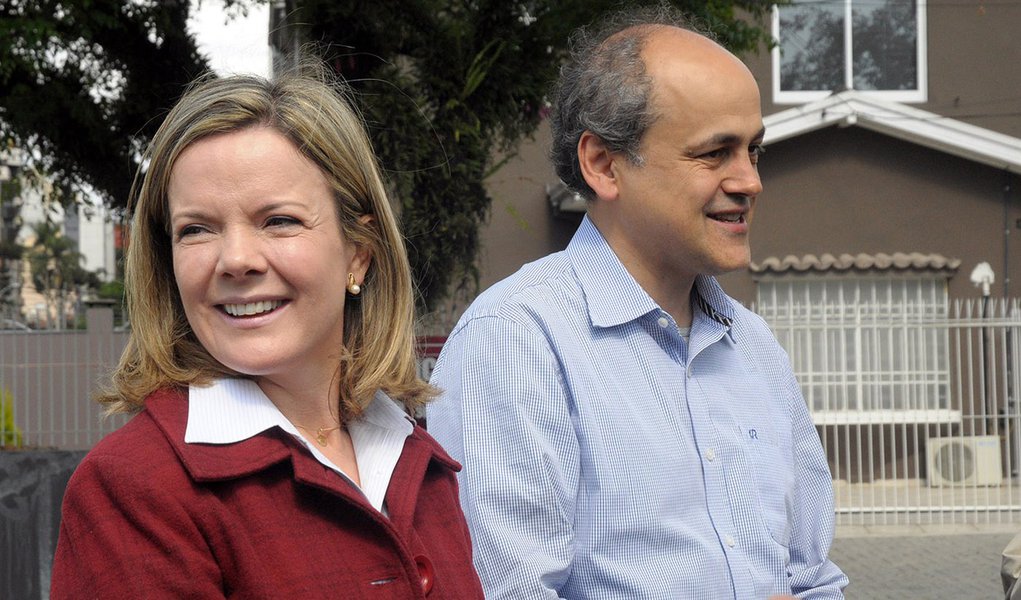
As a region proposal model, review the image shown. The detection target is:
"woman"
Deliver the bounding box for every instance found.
[51,69,484,599]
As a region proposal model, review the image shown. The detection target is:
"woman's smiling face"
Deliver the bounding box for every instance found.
[168,126,369,388]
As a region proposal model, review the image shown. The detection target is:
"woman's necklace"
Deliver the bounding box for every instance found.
[294,423,343,447]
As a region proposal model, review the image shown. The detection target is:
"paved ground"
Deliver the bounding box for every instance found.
[830,524,1017,599]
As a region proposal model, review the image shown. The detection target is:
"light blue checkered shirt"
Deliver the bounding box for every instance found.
[428,217,847,599]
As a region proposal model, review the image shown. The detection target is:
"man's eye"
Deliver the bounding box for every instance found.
[701,148,728,160]
[749,144,765,164]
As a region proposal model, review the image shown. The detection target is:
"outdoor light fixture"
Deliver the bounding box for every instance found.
[970,262,995,297]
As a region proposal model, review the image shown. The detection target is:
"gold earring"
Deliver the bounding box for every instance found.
[346,273,361,295]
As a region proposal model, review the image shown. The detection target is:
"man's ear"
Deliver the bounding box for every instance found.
[578,131,621,202]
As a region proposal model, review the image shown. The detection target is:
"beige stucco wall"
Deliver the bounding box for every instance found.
[475,124,580,291]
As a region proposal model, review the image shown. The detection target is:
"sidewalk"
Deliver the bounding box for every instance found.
[830,524,1017,599]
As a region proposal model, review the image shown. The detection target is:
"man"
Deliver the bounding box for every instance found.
[428,7,848,599]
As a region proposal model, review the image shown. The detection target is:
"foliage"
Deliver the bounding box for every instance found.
[0,238,22,320]
[0,240,22,262]
[97,277,127,326]
[0,173,23,229]
[2,0,776,310]
[0,0,209,207]
[0,387,23,448]
[97,278,124,300]
[0,164,24,260]
[28,220,100,328]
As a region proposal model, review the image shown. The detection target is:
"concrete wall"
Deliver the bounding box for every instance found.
[0,450,85,600]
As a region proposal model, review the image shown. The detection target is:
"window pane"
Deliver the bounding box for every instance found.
[852,0,918,90]
[779,1,845,92]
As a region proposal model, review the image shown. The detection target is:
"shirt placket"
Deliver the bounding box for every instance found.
[682,316,756,600]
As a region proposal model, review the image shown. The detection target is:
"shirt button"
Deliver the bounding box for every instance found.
[724,534,736,548]
[657,316,669,328]
[704,448,716,462]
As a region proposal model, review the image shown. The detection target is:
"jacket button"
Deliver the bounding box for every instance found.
[415,554,434,595]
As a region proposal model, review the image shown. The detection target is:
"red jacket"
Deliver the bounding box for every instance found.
[51,388,484,599]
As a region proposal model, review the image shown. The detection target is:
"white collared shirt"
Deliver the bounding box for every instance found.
[185,378,414,513]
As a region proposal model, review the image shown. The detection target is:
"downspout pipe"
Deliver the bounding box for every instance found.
[1004,170,1013,298]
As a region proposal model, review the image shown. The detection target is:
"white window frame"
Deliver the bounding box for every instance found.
[771,0,928,105]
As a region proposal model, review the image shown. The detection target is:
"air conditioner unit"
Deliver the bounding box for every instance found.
[927,435,1003,487]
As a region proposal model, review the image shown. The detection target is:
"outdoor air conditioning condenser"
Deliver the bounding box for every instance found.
[926,435,1003,487]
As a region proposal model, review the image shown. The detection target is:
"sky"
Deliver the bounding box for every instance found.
[187,1,272,77]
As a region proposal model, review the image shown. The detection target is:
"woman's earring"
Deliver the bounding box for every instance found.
[346,273,361,296]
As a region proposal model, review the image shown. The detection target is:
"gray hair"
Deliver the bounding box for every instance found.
[548,5,709,200]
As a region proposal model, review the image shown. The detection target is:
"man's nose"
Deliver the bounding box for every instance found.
[723,154,763,198]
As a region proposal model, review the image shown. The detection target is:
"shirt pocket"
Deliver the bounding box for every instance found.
[741,420,795,548]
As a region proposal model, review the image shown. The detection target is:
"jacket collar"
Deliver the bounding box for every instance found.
[145,387,460,485]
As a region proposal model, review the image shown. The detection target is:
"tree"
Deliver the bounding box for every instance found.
[27,220,99,329]
[0,0,209,207]
[96,277,127,328]
[2,0,776,310]
[0,163,24,320]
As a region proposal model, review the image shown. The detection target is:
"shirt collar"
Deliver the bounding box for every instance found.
[567,216,736,331]
[184,378,414,445]
[356,389,417,437]
[693,275,736,329]
[568,215,660,328]
[185,378,286,444]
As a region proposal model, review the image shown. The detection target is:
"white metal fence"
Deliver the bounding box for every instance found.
[758,296,1021,526]
[4,301,1021,525]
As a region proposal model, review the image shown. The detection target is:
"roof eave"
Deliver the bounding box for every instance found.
[763,90,1021,174]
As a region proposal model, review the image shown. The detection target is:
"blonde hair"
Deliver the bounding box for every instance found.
[100,67,434,419]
